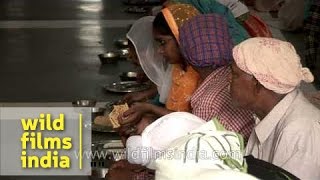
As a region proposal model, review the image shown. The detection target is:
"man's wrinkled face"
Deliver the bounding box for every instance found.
[230,62,257,109]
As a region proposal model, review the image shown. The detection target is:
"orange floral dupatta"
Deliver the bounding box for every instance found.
[162,4,201,112]
[166,64,200,111]
[161,3,199,42]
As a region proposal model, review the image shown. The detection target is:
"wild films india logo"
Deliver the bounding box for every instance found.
[20,113,72,169]
[0,107,91,176]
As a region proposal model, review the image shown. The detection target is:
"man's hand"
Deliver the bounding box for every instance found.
[106,160,146,180]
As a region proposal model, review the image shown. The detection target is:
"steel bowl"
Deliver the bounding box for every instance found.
[72,100,97,107]
[98,51,120,64]
[103,81,151,93]
[118,48,129,58]
[114,38,129,48]
[119,71,137,81]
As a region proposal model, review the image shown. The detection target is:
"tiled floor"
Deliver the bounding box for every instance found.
[0,0,145,102]
[0,0,143,20]
[0,0,317,102]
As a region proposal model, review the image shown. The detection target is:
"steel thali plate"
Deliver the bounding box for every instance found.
[103,81,151,93]
[92,123,116,133]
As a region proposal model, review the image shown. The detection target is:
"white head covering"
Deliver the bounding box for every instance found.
[233,37,314,94]
[153,118,255,180]
[127,16,173,103]
[126,112,205,167]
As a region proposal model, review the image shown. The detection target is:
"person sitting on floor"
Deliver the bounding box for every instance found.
[107,112,258,180]
[179,13,255,141]
[230,37,320,179]
[124,16,173,106]
[119,4,201,142]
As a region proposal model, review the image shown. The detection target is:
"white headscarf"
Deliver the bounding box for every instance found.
[126,112,205,167]
[233,37,314,94]
[153,118,254,180]
[126,16,173,103]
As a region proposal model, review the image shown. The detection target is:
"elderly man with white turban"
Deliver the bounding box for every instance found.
[230,37,320,180]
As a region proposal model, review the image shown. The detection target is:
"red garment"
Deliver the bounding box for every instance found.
[191,66,254,141]
[133,172,147,180]
[243,13,273,37]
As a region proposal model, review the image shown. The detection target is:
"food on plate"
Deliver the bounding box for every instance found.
[108,103,129,128]
[93,116,113,127]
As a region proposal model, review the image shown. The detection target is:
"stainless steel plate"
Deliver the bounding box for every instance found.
[92,123,116,133]
[103,81,151,93]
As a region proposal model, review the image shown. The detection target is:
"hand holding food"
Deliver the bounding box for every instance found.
[108,103,129,128]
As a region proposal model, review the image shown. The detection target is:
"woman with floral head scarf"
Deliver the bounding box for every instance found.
[119,3,201,141]
[113,6,203,180]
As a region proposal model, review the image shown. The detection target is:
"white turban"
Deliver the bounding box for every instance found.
[126,112,205,167]
[153,119,255,180]
[232,37,314,94]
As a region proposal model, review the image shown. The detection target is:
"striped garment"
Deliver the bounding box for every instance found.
[191,66,254,141]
